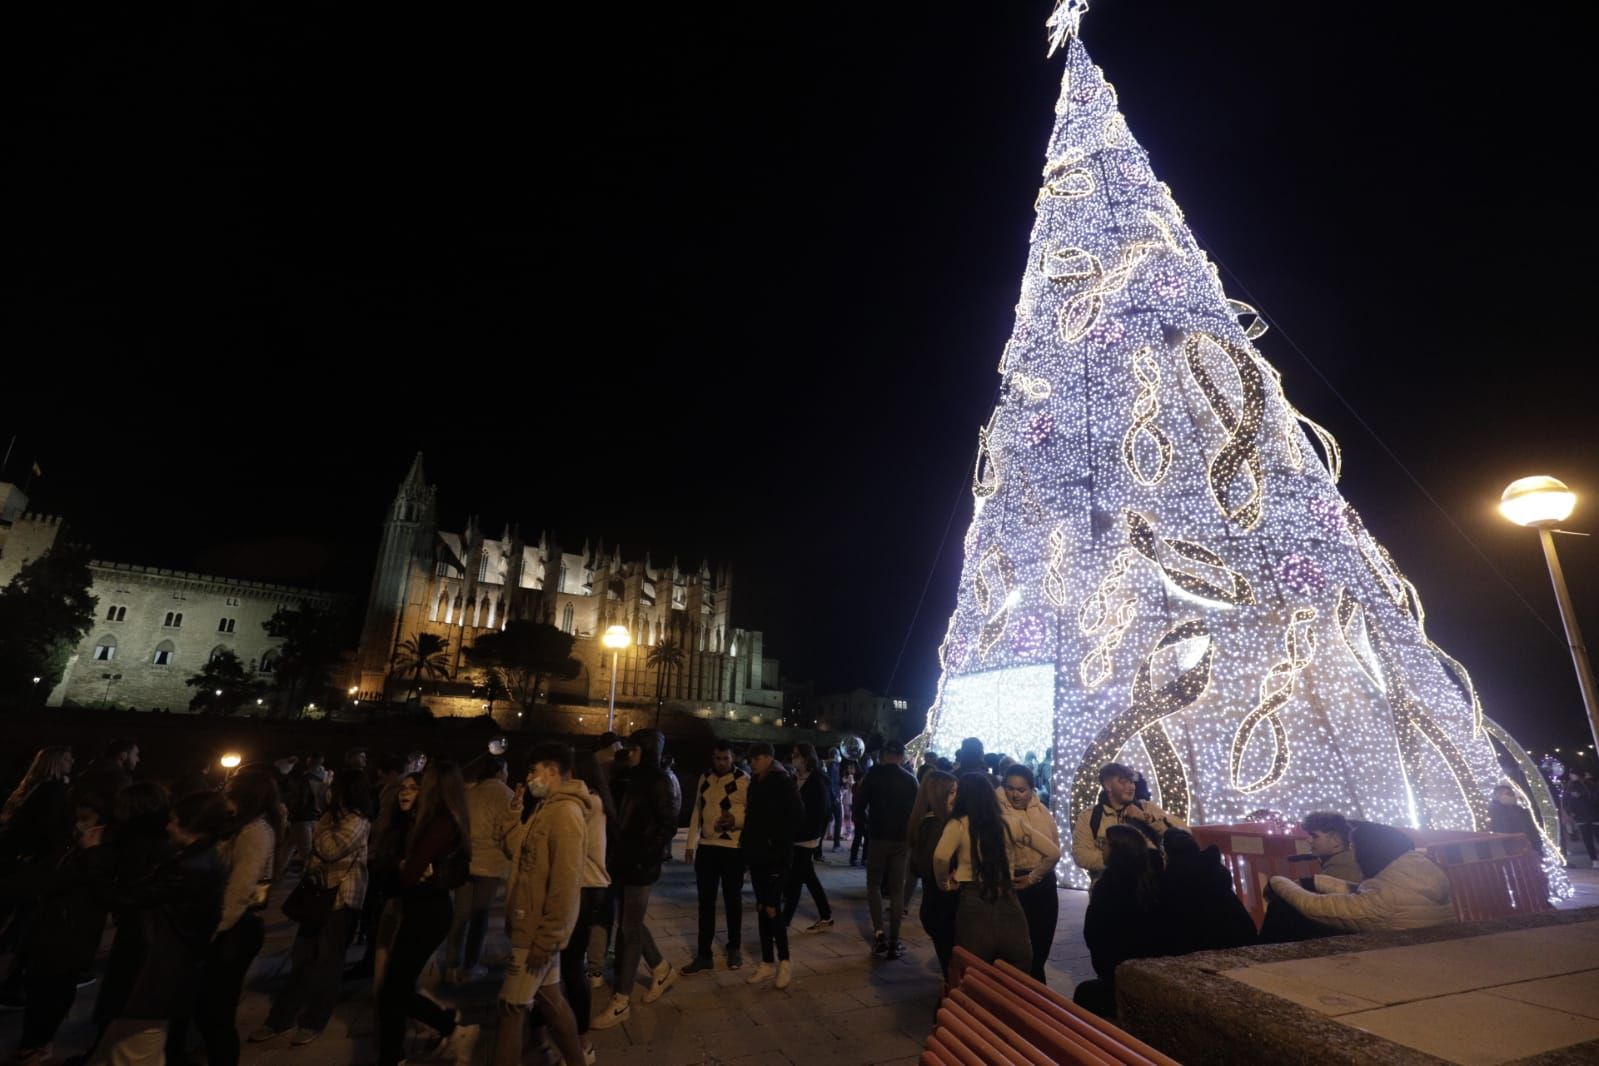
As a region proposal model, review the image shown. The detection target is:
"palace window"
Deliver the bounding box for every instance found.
[217,617,236,634]
[152,641,176,667]
[93,636,117,662]
[163,611,183,628]
[105,605,127,622]
[225,597,241,607]
[259,649,279,673]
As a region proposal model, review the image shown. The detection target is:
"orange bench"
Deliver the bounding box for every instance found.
[921,948,1179,1066]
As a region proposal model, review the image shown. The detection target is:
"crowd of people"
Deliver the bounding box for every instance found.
[0,728,1555,1060]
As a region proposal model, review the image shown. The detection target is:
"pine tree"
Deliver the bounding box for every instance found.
[0,539,97,705]
[923,9,1561,887]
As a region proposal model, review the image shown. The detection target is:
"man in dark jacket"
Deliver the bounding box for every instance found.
[592,731,678,1030]
[852,740,918,959]
[741,743,802,990]
[1489,785,1545,856]
[823,748,843,853]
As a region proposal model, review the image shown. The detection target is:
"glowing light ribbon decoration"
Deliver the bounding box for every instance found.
[1072,618,1213,823]
[1184,332,1266,530]
[1249,353,1344,483]
[1046,0,1090,56]
[973,413,1000,500]
[1144,211,1186,258]
[1226,298,1269,342]
[1011,371,1053,401]
[973,545,1018,658]
[1078,548,1136,688]
[1230,607,1317,794]
[1482,715,1563,858]
[1339,586,1488,831]
[1336,587,1387,693]
[1124,511,1255,607]
[1044,525,1070,608]
[1056,242,1157,343]
[1121,346,1174,487]
[1035,169,1095,209]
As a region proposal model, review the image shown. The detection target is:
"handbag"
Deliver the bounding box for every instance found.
[282,873,339,927]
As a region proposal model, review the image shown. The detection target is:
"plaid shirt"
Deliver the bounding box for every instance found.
[308,811,369,912]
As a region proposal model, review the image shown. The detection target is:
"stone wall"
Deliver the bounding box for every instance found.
[1116,907,1599,1065]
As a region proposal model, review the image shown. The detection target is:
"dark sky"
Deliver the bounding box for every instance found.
[5,3,1597,760]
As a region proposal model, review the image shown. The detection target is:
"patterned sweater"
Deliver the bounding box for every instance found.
[686,768,749,850]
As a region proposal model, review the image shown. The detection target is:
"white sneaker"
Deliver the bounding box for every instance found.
[744,962,774,985]
[642,961,677,1004]
[589,993,631,1030]
[775,959,793,990]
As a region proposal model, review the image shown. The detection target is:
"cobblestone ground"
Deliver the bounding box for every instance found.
[0,831,1094,1065]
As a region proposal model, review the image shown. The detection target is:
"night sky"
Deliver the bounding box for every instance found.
[5,3,1596,759]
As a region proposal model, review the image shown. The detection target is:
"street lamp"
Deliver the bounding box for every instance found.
[1501,475,1599,757]
[601,624,631,732]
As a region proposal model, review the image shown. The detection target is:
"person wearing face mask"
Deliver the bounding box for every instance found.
[494,743,590,1066]
[1071,763,1184,883]
[1488,786,1545,856]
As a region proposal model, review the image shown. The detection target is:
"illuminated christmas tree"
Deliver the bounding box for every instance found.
[921,3,1565,888]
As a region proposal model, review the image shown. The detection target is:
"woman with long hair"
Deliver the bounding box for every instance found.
[1074,824,1168,1018]
[780,743,833,932]
[931,772,1030,972]
[196,764,282,1066]
[378,760,476,1066]
[562,750,614,1045]
[1001,765,1062,981]
[908,770,958,977]
[365,772,421,991]
[252,772,371,1047]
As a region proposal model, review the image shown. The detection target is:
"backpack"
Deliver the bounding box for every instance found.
[1090,801,1164,848]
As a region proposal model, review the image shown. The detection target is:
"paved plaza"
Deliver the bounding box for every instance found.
[7,837,1593,1065]
[0,832,1095,1065]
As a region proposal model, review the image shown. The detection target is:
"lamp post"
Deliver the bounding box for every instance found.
[601,624,631,733]
[1500,476,1599,757]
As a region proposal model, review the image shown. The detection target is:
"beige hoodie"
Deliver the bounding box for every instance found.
[504,779,588,955]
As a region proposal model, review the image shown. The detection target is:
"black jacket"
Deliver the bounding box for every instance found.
[912,813,947,883]
[1159,833,1256,956]
[1489,802,1545,856]
[613,731,678,885]
[742,767,803,869]
[852,762,918,842]
[795,771,832,844]
[28,840,115,976]
[1083,855,1171,982]
[114,839,225,1018]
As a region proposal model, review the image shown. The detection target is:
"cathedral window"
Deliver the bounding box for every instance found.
[560,565,568,593]
[561,603,574,634]
[163,611,183,628]
[152,641,175,666]
[217,617,236,634]
[93,636,117,661]
[479,552,490,581]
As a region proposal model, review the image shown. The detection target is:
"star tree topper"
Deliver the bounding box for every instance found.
[1047,0,1090,55]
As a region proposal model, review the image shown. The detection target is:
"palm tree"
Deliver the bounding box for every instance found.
[647,638,686,727]
[393,632,452,701]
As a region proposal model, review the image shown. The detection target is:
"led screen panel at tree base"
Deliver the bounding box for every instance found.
[916,28,1565,891]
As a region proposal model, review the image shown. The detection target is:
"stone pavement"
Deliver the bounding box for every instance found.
[0,832,1094,1065]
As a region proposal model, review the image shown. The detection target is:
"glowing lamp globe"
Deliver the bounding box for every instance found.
[219,752,242,769]
[1500,476,1576,528]
[602,625,631,651]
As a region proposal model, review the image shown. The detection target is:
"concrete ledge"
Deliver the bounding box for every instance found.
[1117,907,1599,1065]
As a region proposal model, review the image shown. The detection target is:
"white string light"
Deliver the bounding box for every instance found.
[915,32,1569,896]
